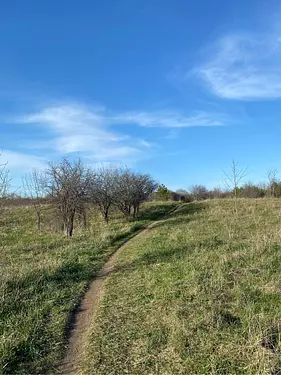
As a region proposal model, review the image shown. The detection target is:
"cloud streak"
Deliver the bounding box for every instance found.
[1,150,46,171]
[16,102,224,163]
[112,110,224,127]
[19,104,141,162]
[194,31,281,100]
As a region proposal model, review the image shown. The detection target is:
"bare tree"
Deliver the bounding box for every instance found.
[22,170,47,230]
[87,166,157,222]
[77,201,88,228]
[114,168,135,217]
[209,186,223,199]
[113,169,157,218]
[87,165,118,223]
[130,173,157,217]
[267,169,279,197]
[241,181,265,198]
[224,159,248,214]
[189,185,209,201]
[46,158,87,237]
[0,154,10,200]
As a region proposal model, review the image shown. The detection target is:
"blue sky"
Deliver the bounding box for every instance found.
[1,0,281,190]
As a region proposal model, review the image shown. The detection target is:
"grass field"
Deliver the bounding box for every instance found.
[0,201,176,375]
[84,199,281,375]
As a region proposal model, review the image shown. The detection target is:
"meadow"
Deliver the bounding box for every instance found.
[0,201,176,374]
[84,199,281,375]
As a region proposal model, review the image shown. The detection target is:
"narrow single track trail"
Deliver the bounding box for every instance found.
[57,205,183,374]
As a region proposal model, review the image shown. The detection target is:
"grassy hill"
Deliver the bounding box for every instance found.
[0,202,176,374]
[84,199,281,375]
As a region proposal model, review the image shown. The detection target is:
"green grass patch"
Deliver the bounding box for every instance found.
[84,199,281,375]
[0,201,177,374]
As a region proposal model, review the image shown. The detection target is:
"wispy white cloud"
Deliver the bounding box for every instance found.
[15,102,224,164]
[1,101,226,186]
[137,139,155,148]
[112,110,224,127]
[1,150,46,171]
[194,31,281,100]
[18,104,141,162]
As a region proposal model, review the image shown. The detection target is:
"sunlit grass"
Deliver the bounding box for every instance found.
[84,198,281,375]
[0,201,176,374]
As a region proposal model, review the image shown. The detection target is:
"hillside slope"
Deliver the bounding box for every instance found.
[0,202,176,374]
[84,199,281,375]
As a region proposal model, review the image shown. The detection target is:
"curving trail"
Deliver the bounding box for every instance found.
[56,205,183,374]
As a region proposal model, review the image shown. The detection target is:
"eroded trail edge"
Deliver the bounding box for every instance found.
[56,205,183,375]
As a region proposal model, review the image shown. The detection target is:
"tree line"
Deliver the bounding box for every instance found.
[2,155,281,236]
[21,158,157,237]
[156,161,281,202]
[157,180,281,203]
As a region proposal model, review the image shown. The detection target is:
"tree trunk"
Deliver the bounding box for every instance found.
[66,211,75,237]
[133,204,139,218]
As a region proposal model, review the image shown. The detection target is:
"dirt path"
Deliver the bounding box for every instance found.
[56,205,183,375]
